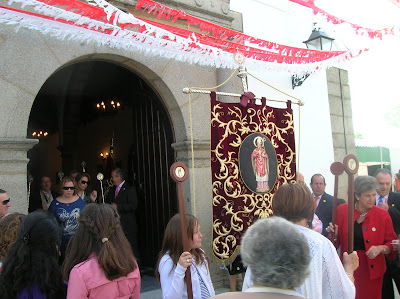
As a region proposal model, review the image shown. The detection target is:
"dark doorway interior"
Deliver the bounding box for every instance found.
[27,60,178,275]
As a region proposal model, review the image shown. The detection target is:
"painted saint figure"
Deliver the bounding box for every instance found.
[251,136,269,192]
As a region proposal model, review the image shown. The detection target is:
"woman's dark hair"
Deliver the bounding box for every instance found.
[0,210,65,299]
[354,176,378,198]
[0,213,26,262]
[272,183,314,224]
[62,203,136,281]
[155,213,209,282]
[75,173,91,186]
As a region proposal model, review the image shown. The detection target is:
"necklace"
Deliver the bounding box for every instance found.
[355,202,368,218]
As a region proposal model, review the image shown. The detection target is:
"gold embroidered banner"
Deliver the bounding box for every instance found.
[210,92,296,265]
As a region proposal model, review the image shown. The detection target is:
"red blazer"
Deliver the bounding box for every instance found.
[336,204,397,280]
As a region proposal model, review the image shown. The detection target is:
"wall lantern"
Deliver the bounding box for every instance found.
[292,24,335,89]
[303,26,335,51]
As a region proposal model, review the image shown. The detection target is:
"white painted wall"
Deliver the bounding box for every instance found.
[230,0,336,193]
[390,148,400,184]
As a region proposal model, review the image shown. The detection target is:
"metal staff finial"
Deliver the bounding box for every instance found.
[237,65,248,93]
[97,172,105,204]
[27,175,34,205]
[81,161,86,173]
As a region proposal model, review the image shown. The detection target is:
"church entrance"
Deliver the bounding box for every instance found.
[27,59,177,274]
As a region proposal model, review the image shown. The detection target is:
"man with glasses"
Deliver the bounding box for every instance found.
[0,189,10,219]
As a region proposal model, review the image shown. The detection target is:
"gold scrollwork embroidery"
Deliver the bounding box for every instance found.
[211,103,295,264]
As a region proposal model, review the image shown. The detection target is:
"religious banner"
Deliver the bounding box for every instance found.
[210,92,296,265]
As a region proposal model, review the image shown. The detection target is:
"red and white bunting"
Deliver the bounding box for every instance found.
[0,0,366,73]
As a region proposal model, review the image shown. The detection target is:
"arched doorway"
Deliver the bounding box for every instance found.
[27,59,177,273]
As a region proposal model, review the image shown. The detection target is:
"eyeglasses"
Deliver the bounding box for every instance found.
[63,186,75,190]
[2,198,10,205]
[80,180,88,185]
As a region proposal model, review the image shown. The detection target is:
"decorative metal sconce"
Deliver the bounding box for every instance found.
[292,73,310,89]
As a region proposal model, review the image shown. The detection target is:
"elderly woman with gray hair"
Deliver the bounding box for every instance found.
[211,216,310,298]
[243,183,358,299]
[328,176,397,299]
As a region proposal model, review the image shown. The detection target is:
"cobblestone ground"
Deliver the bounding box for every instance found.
[140,278,400,299]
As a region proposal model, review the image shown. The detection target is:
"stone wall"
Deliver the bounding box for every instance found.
[0,0,247,288]
[327,67,356,200]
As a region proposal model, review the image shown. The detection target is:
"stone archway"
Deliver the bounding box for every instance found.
[27,55,181,271]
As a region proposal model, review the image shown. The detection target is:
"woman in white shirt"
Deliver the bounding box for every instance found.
[211,216,309,299]
[242,183,359,299]
[156,213,215,299]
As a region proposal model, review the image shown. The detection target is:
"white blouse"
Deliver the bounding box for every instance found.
[158,252,215,299]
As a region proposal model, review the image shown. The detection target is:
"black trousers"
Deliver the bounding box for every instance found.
[126,232,141,265]
[382,257,400,299]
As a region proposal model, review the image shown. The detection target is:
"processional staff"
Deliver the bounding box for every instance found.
[170,162,193,299]
[27,175,34,204]
[330,162,344,233]
[343,154,359,253]
[97,172,105,204]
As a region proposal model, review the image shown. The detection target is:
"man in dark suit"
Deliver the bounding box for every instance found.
[29,176,57,212]
[311,173,344,237]
[106,168,140,260]
[374,168,400,299]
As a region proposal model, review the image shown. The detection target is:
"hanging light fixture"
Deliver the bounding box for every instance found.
[31,131,49,138]
[100,152,109,160]
[95,100,121,111]
[292,23,335,89]
[303,23,335,51]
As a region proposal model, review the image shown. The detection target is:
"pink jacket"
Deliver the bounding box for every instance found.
[67,254,140,299]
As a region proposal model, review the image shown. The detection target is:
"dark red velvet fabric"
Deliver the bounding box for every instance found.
[210,91,297,264]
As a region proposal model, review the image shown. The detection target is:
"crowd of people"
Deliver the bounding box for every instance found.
[0,168,399,299]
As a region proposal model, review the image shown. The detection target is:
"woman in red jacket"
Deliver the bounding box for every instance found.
[328,176,397,299]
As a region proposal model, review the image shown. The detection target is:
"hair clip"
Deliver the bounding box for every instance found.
[22,234,29,244]
[102,238,109,243]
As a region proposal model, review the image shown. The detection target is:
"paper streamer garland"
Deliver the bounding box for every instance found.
[1,0,356,73]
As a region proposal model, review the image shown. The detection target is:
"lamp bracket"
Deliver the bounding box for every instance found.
[292,73,310,89]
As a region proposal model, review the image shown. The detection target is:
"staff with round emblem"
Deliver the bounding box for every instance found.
[169,162,193,299]
[330,161,345,241]
[343,154,359,253]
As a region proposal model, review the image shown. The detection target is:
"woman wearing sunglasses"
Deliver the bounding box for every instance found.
[48,176,85,263]
[75,173,97,205]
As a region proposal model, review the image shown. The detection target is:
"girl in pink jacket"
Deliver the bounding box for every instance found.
[63,203,140,299]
